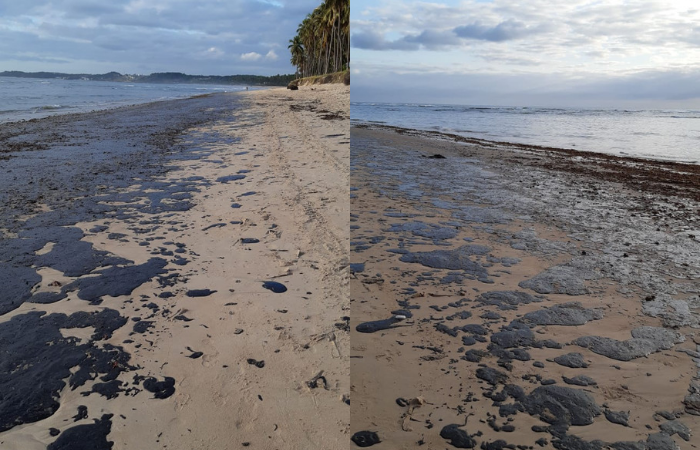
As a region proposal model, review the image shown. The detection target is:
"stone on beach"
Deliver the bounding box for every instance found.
[490,322,535,348]
[522,302,603,326]
[477,290,541,310]
[519,265,592,295]
[356,315,406,333]
[523,385,601,427]
[573,326,683,361]
[351,430,380,447]
[399,245,491,280]
[553,352,589,369]
[439,424,477,448]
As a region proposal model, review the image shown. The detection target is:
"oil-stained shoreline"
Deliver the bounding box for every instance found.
[0,86,350,449]
[350,124,700,449]
[1,95,234,448]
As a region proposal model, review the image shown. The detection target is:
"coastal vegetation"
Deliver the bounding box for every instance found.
[290,70,349,87]
[0,71,295,86]
[288,0,349,79]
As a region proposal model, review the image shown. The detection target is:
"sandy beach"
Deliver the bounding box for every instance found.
[350,125,700,449]
[0,84,349,449]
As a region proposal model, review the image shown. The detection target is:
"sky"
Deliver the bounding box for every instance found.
[0,0,320,76]
[351,0,700,107]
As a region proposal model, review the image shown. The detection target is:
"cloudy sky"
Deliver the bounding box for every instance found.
[351,0,700,107]
[0,0,319,75]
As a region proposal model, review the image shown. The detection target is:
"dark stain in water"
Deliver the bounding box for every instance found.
[262,281,287,293]
[47,413,114,450]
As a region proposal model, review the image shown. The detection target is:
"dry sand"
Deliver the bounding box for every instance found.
[0,84,349,449]
[350,125,700,449]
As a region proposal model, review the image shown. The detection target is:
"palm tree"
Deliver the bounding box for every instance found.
[289,0,349,78]
[288,36,304,78]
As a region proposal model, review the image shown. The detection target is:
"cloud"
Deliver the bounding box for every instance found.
[240,52,262,61]
[203,46,224,58]
[0,0,321,75]
[403,30,462,50]
[351,21,544,52]
[453,20,548,42]
[350,0,700,107]
[351,4,555,52]
[351,30,419,51]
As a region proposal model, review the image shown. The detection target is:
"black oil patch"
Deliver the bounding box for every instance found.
[143,376,176,399]
[0,310,128,432]
[186,289,217,297]
[66,258,168,302]
[262,281,287,293]
[0,263,42,314]
[47,414,114,450]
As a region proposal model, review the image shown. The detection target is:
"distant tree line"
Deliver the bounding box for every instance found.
[0,71,296,86]
[288,0,349,78]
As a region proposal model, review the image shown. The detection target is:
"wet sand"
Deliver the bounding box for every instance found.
[0,84,349,449]
[350,125,700,449]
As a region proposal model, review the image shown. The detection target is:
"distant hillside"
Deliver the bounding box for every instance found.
[0,71,296,86]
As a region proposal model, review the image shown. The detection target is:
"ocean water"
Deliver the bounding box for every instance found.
[351,102,700,164]
[0,77,250,123]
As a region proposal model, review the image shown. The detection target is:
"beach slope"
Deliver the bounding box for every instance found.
[0,85,349,449]
[350,124,700,450]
